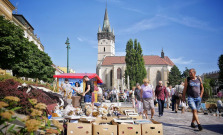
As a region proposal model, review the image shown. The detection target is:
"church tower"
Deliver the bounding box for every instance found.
[97,7,115,69]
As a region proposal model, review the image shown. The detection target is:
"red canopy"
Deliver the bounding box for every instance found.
[53,73,103,84]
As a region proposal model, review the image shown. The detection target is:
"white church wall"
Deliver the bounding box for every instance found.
[145,65,169,87]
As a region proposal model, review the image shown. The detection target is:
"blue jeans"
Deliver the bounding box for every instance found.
[84,94,92,103]
[188,96,201,110]
[158,99,165,115]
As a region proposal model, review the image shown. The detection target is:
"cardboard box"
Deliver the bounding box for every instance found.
[93,121,117,135]
[95,116,117,123]
[141,120,163,135]
[118,123,141,135]
[112,121,141,135]
[130,115,143,120]
[119,107,136,114]
[67,123,92,135]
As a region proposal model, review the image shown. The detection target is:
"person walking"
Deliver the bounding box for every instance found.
[171,87,176,111]
[155,81,168,117]
[135,83,143,115]
[175,82,185,113]
[166,85,172,109]
[182,68,204,131]
[141,78,155,119]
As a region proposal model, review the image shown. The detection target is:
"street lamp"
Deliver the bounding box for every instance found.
[65,37,70,73]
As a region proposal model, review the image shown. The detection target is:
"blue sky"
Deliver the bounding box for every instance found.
[10,0,223,75]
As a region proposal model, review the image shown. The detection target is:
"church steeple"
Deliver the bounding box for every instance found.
[97,7,115,42]
[97,5,115,71]
[102,8,111,32]
[161,48,164,58]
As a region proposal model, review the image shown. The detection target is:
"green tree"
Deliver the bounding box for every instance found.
[218,54,223,83]
[203,78,212,98]
[0,16,27,70]
[0,16,55,83]
[134,40,146,85]
[125,39,146,89]
[167,65,181,87]
[181,67,190,82]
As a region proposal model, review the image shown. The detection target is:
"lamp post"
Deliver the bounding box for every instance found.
[65,37,70,73]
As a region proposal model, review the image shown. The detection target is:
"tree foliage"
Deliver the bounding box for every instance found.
[167,65,181,87]
[181,67,189,81]
[0,16,55,83]
[125,39,147,89]
[203,78,212,98]
[218,54,223,83]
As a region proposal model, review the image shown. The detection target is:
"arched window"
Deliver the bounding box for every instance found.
[117,68,122,79]
[104,47,105,52]
[156,71,162,85]
[110,70,113,86]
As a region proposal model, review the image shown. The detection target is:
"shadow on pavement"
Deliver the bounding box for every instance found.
[202,124,223,134]
[161,122,192,130]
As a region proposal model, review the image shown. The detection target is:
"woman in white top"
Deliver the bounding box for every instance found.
[74,82,82,94]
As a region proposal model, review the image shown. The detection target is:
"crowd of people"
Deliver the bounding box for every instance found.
[59,68,204,131]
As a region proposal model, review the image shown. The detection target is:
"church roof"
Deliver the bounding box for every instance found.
[101,55,174,66]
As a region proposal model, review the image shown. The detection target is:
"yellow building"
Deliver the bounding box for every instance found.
[0,0,15,20]
[57,67,75,73]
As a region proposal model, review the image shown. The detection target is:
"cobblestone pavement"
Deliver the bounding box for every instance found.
[152,107,223,135]
[120,102,223,135]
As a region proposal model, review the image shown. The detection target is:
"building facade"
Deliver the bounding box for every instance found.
[0,0,44,51]
[96,8,174,90]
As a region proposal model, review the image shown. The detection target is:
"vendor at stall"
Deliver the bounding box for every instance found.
[82,75,94,105]
[60,78,78,98]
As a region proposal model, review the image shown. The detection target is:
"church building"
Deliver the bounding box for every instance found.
[96,7,174,90]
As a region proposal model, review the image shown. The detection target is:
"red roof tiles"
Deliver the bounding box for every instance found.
[101,55,174,66]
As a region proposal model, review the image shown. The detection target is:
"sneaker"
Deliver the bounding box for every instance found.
[191,122,196,128]
[158,114,162,117]
[198,124,203,131]
[175,111,178,113]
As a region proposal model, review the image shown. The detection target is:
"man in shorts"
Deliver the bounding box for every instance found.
[182,68,204,131]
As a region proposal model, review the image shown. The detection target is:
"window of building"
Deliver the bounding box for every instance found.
[117,68,122,79]
[104,47,105,52]
[156,71,161,85]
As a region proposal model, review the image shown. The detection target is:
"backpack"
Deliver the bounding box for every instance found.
[89,79,94,93]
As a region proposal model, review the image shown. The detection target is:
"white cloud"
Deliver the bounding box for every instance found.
[120,15,168,34]
[158,15,216,31]
[76,36,97,48]
[171,57,193,65]
[116,51,126,56]
[77,37,83,42]
[122,7,145,15]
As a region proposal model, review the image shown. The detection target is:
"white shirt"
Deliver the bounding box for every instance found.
[75,87,83,93]
[98,87,103,95]
[62,83,73,96]
[171,88,176,96]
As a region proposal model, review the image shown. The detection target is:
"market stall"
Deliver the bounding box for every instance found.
[53,73,103,103]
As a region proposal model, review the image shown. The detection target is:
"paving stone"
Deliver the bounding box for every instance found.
[120,103,223,135]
